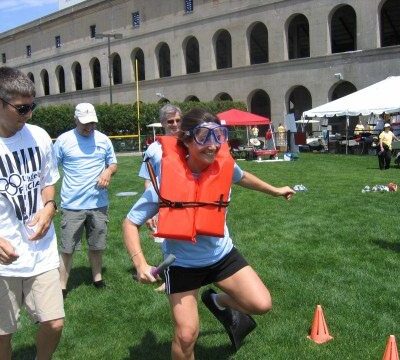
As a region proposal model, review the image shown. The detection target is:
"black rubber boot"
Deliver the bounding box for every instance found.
[201,288,257,351]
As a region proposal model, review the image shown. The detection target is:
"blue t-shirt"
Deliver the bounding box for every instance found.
[138,141,162,180]
[54,129,117,210]
[127,163,244,268]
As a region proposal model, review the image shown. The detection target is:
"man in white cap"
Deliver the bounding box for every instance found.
[54,103,117,297]
[378,123,399,170]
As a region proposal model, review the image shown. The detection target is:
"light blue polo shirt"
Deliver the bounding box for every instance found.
[54,129,117,210]
[138,141,162,180]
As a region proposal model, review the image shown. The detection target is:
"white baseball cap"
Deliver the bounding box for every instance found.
[75,103,98,124]
[384,123,391,128]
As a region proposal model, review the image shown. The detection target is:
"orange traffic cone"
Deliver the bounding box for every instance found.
[382,335,399,360]
[307,305,333,344]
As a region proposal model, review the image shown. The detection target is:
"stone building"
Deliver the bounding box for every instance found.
[0,0,399,125]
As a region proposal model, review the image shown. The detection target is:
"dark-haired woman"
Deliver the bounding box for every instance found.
[123,108,295,359]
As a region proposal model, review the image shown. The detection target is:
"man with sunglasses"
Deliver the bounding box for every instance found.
[139,104,182,189]
[54,103,117,297]
[0,66,64,360]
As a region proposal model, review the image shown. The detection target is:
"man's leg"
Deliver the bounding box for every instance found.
[59,208,86,292]
[0,276,22,360]
[0,334,12,360]
[59,252,73,291]
[378,153,385,170]
[36,318,64,360]
[385,150,392,169]
[88,250,103,283]
[24,270,65,360]
[87,207,108,285]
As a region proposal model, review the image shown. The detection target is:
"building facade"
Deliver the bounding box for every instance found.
[0,0,399,125]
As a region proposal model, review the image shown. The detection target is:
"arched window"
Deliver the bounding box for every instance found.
[27,72,34,83]
[287,14,310,59]
[250,89,271,118]
[157,43,171,78]
[112,53,122,85]
[215,93,233,101]
[185,36,200,74]
[41,69,50,95]
[132,48,145,81]
[90,58,101,88]
[215,30,232,69]
[249,22,269,64]
[72,62,82,91]
[56,66,65,93]
[380,0,400,47]
[330,5,357,53]
[330,81,357,101]
[184,95,200,102]
[287,86,312,120]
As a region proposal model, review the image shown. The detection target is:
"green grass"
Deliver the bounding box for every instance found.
[12,153,400,359]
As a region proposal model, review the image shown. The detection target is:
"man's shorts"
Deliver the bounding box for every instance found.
[60,207,109,253]
[0,269,65,335]
[165,247,248,294]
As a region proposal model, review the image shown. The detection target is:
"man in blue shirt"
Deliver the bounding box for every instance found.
[54,103,117,297]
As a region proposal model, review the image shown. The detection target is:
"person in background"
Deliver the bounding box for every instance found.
[138,104,182,292]
[251,125,259,138]
[354,120,365,135]
[277,123,286,150]
[123,108,295,359]
[54,103,117,297]
[378,123,399,170]
[139,104,182,190]
[0,66,64,360]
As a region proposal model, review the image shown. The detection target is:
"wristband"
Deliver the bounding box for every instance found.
[44,200,58,212]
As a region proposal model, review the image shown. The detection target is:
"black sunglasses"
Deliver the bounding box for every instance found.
[1,98,37,115]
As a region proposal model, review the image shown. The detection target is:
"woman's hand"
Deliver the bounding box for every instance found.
[276,186,296,200]
[135,263,158,284]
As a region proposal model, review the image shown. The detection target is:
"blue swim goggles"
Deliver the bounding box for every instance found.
[186,123,229,146]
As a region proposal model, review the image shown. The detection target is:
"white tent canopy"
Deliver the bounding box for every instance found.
[303,76,400,118]
[146,122,163,140]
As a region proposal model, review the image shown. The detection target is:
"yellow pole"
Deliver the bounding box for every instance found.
[135,59,141,152]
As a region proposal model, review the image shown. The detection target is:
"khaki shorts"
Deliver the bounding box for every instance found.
[0,269,65,335]
[60,207,109,254]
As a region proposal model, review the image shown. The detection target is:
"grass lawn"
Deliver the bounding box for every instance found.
[12,153,400,359]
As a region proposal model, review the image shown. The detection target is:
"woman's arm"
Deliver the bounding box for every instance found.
[123,218,157,283]
[237,171,295,199]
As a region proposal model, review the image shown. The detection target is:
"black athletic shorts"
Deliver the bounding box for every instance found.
[164,247,248,294]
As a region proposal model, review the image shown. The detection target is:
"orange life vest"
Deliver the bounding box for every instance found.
[153,136,234,243]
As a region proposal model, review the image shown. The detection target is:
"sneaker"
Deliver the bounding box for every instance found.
[93,280,106,289]
[201,288,257,351]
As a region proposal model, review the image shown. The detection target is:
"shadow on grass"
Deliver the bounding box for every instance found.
[13,344,36,360]
[373,239,400,253]
[124,330,234,360]
[67,266,108,291]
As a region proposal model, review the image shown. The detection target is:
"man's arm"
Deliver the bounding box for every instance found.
[0,238,19,265]
[237,171,295,199]
[97,163,118,189]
